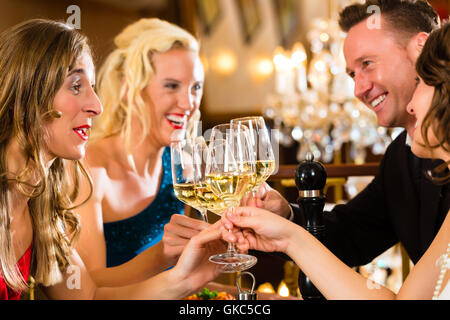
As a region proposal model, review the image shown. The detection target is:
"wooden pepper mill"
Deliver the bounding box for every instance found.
[294,152,327,300]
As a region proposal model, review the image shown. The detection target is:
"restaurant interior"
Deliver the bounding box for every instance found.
[2,0,448,300]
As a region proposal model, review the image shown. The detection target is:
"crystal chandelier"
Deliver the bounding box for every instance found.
[263,17,394,164]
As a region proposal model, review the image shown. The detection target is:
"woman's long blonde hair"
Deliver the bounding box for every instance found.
[93,18,201,155]
[0,19,93,292]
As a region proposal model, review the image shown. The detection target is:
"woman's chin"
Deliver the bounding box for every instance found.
[64,147,85,161]
[169,128,187,142]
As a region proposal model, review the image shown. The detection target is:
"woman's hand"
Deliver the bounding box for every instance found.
[162,214,209,265]
[221,207,294,254]
[171,221,226,291]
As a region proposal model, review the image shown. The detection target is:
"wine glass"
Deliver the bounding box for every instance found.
[231,116,276,196]
[170,139,208,222]
[205,123,257,272]
[192,137,227,216]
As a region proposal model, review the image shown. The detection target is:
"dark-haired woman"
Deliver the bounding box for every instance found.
[222,23,450,300]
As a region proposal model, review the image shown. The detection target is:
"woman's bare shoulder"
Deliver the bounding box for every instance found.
[85,136,123,168]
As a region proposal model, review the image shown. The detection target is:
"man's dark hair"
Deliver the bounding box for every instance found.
[339,0,440,44]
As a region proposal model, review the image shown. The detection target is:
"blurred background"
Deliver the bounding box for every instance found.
[4,0,448,298]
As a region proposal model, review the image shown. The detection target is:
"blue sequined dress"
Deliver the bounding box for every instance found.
[103,147,185,267]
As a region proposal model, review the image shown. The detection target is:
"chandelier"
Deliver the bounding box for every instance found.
[263,17,395,164]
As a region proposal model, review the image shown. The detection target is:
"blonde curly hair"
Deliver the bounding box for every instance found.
[93,18,201,155]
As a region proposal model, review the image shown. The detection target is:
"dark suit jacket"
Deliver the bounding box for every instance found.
[292,130,449,266]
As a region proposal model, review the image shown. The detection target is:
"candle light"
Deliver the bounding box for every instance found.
[291,42,308,93]
[257,282,275,294]
[273,46,295,95]
[277,280,290,297]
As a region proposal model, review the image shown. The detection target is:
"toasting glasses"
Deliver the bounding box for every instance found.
[192,137,227,216]
[205,123,257,272]
[230,116,276,196]
[171,139,208,222]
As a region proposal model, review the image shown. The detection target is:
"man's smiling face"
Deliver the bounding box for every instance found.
[344,16,417,130]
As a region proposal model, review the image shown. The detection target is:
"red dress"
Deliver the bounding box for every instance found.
[0,243,33,300]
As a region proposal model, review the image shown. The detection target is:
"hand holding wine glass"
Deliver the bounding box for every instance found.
[205,123,257,272]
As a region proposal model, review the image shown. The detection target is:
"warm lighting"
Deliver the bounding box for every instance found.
[273,46,292,72]
[291,42,307,66]
[200,54,209,74]
[257,282,275,294]
[277,280,290,297]
[273,46,295,95]
[250,57,274,79]
[313,60,327,72]
[213,50,237,75]
[319,32,330,42]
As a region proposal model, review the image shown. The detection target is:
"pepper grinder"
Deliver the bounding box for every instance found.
[294,152,327,300]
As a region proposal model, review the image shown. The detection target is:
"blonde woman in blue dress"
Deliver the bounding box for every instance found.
[74,18,223,287]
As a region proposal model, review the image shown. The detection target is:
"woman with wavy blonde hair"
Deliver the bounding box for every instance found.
[75,18,212,287]
[0,18,223,300]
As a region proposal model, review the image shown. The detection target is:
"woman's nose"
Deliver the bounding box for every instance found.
[84,88,103,117]
[178,92,195,112]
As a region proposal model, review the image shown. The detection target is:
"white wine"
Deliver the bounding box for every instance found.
[240,160,275,192]
[195,184,227,216]
[205,172,253,207]
[173,183,199,207]
[254,160,276,188]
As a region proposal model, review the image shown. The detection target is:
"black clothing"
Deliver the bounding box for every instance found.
[292,130,449,266]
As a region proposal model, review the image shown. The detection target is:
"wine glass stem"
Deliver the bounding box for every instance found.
[199,208,208,223]
[227,232,238,255]
[226,206,238,255]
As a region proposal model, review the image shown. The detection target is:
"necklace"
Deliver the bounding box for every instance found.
[432,242,450,300]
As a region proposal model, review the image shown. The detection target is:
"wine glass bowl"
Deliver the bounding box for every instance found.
[171,139,208,222]
[230,116,276,194]
[205,123,258,272]
[192,137,227,217]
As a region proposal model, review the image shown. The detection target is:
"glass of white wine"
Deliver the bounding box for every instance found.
[205,123,257,272]
[170,139,208,222]
[192,137,227,216]
[230,116,276,196]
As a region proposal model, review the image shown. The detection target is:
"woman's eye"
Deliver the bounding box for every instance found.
[165,83,179,90]
[362,60,372,67]
[193,83,202,91]
[71,84,81,94]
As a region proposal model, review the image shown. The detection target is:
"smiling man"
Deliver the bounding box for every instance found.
[341,0,436,137]
[250,0,449,272]
[293,0,446,265]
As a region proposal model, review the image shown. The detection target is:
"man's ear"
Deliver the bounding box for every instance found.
[407,32,429,63]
